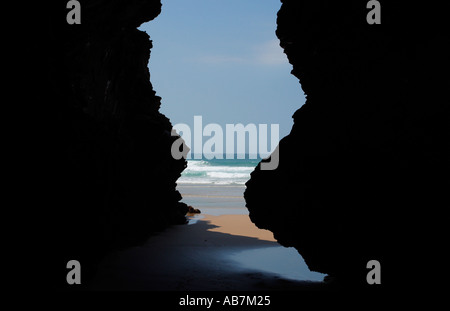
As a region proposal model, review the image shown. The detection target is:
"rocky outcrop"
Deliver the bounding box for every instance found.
[23,0,449,290]
[245,0,449,287]
[29,0,188,289]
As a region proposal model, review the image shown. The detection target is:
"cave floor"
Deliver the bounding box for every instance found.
[89,213,325,291]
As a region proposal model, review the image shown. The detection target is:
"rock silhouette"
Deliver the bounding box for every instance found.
[245,0,449,288]
[28,0,189,289]
[23,0,449,290]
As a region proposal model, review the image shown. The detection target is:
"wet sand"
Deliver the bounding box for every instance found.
[90,213,325,290]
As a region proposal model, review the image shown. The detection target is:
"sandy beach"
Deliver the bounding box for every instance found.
[90,214,324,290]
[89,184,325,290]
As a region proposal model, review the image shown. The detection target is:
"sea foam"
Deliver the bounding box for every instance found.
[178,158,259,185]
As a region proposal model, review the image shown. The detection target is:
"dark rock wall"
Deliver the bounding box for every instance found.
[29,0,188,288]
[23,0,448,290]
[245,0,449,287]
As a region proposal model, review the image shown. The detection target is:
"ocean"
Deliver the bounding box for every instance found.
[177,157,259,215]
[178,157,260,185]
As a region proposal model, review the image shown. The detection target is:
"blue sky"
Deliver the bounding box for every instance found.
[139,0,305,154]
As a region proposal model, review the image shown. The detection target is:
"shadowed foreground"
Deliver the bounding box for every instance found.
[90,215,325,291]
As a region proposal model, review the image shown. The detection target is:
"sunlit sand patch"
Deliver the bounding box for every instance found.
[202,214,276,242]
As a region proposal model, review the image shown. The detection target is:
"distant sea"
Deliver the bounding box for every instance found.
[177,156,260,215]
[178,156,261,185]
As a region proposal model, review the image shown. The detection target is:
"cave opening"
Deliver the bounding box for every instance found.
[131,0,327,286]
[34,0,448,291]
[138,0,304,193]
